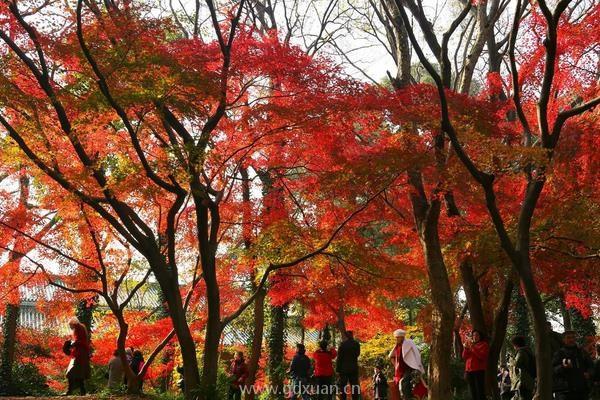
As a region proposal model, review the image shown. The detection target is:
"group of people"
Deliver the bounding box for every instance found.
[463,325,600,400]
[226,330,362,400]
[62,317,145,395]
[63,315,600,400]
[289,330,361,400]
[106,346,146,391]
[227,329,428,400]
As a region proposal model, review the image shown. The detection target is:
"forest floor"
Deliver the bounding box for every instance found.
[0,397,148,399]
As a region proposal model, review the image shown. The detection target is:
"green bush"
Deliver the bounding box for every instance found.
[6,362,55,396]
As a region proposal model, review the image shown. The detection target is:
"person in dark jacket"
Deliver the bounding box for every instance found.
[229,351,249,400]
[510,336,536,400]
[462,329,489,400]
[65,318,91,395]
[290,343,311,400]
[337,330,361,400]
[130,350,145,391]
[373,361,388,400]
[313,340,337,400]
[552,330,593,400]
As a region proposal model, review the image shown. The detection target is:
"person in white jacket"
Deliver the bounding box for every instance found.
[389,329,425,399]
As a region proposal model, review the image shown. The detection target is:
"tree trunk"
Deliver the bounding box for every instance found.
[0,304,19,394]
[114,311,142,395]
[336,304,347,335]
[519,268,552,400]
[154,269,201,400]
[486,279,513,400]
[407,169,455,400]
[200,260,223,399]
[419,204,455,400]
[245,288,266,400]
[267,303,287,400]
[459,260,487,333]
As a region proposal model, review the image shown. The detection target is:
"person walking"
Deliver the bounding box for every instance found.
[290,343,312,400]
[389,329,425,399]
[552,330,594,400]
[462,329,489,400]
[510,336,536,400]
[373,361,388,400]
[313,340,337,400]
[228,351,249,400]
[107,349,124,390]
[337,331,361,400]
[64,318,91,395]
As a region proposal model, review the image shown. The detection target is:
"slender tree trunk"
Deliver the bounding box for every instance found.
[154,268,201,400]
[459,260,487,333]
[336,304,347,335]
[419,204,455,400]
[0,304,19,394]
[486,279,513,400]
[201,258,223,399]
[420,237,455,400]
[114,311,142,394]
[267,303,287,400]
[241,166,265,400]
[519,266,552,400]
[407,170,455,400]
[245,288,266,400]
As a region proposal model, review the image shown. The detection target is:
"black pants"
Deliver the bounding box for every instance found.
[466,370,486,400]
[500,391,514,400]
[315,376,334,400]
[228,385,242,400]
[399,371,414,399]
[338,371,360,400]
[67,377,86,395]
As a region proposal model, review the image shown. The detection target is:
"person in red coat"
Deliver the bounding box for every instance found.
[313,340,337,400]
[64,318,91,395]
[228,351,248,400]
[462,329,490,400]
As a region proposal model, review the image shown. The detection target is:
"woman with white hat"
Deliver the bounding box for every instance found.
[389,329,425,399]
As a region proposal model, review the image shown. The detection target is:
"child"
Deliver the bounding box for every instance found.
[373,362,388,400]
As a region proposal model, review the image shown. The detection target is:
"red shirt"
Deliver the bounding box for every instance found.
[462,341,489,372]
[230,359,248,388]
[312,348,337,377]
[392,344,409,382]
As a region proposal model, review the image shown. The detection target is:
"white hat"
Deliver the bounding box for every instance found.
[393,329,406,337]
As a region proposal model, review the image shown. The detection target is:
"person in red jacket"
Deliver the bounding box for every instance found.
[462,329,490,400]
[313,340,337,400]
[64,318,91,395]
[228,351,248,400]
